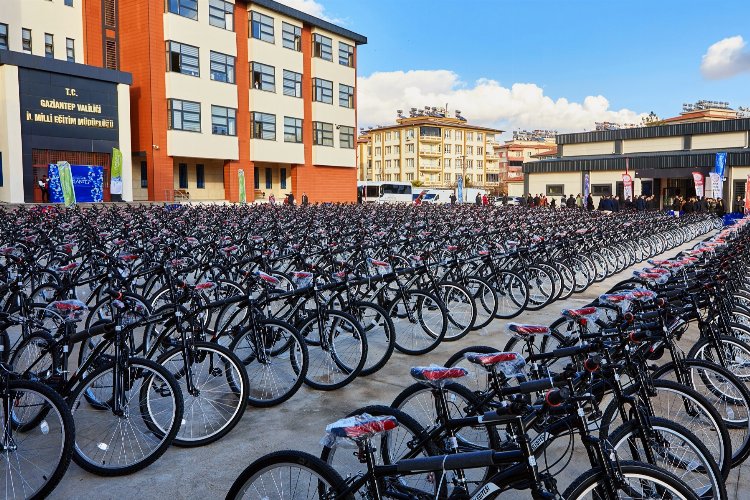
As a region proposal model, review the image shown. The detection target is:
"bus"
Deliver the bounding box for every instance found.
[357,181,413,203]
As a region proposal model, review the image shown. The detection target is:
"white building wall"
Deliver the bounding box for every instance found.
[562,142,615,156]
[527,172,581,200]
[622,136,683,154]
[164,8,239,160]
[0,0,84,63]
[691,131,748,150]
[0,66,23,203]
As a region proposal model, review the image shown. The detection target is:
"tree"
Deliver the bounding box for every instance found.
[641,111,664,127]
[411,180,424,187]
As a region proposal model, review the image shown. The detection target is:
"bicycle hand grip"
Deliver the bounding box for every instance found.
[545,387,570,407]
[635,310,660,320]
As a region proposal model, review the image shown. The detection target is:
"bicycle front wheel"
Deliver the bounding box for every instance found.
[69,357,184,476]
[563,460,699,500]
[227,450,346,500]
[1,379,74,499]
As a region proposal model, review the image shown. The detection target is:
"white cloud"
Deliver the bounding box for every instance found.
[275,0,341,24]
[357,70,646,135]
[701,35,750,79]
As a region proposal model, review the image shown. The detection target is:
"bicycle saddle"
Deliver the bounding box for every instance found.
[507,324,550,335]
[410,366,468,385]
[326,414,398,441]
[560,307,598,321]
[464,352,526,377]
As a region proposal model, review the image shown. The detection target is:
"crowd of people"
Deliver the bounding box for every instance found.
[516,192,734,215]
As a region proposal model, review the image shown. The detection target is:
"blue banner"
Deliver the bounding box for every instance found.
[48,164,104,203]
[457,175,464,204]
[583,173,590,199]
[715,152,727,177]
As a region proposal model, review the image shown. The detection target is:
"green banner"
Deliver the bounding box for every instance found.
[57,161,76,207]
[238,169,246,204]
[110,147,123,195]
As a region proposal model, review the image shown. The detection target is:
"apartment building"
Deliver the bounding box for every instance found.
[356,109,503,191]
[120,0,366,203]
[497,131,557,196]
[0,0,132,203]
[523,106,750,208]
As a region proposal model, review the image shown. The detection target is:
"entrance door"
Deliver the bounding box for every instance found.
[31,150,111,202]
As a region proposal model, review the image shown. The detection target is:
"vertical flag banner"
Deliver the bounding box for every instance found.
[622,173,633,201]
[709,173,721,199]
[692,172,704,199]
[745,174,750,212]
[238,169,246,204]
[457,174,464,204]
[583,173,590,199]
[715,152,727,177]
[57,161,76,207]
[110,147,123,195]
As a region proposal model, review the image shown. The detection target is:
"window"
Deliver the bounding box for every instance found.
[251,112,276,140]
[339,84,354,108]
[210,51,235,83]
[455,130,462,140]
[282,22,301,51]
[282,70,302,97]
[251,62,275,91]
[140,161,147,188]
[406,173,414,181]
[66,38,75,62]
[477,133,483,141]
[104,0,116,28]
[313,78,333,104]
[284,117,302,143]
[280,168,287,189]
[44,34,54,58]
[406,129,415,140]
[196,164,205,188]
[477,160,483,169]
[313,33,332,61]
[385,146,391,155]
[477,146,483,155]
[105,38,117,69]
[445,158,451,168]
[394,159,400,168]
[265,167,272,189]
[250,11,274,43]
[211,105,236,136]
[394,145,400,154]
[591,184,612,196]
[466,146,473,155]
[406,158,414,168]
[168,99,201,132]
[65,0,73,5]
[444,129,451,139]
[339,42,354,67]
[0,24,7,50]
[385,160,391,170]
[340,126,355,149]
[22,29,32,53]
[209,0,234,31]
[444,144,451,154]
[254,167,259,189]
[455,145,462,154]
[313,121,334,146]
[466,132,473,141]
[385,132,391,140]
[374,147,381,156]
[374,134,381,143]
[476,174,482,183]
[466,160,473,169]
[168,0,198,20]
[167,41,200,77]
[178,163,188,189]
[406,144,414,153]
[544,184,563,196]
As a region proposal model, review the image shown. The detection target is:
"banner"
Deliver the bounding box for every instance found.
[692,172,704,199]
[715,152,727,178]
[48,164,104,204]
[746,175,750,212]
[110,147,123,195]
[457,174,464,204]
[583,173,590,199]
[57,162,76,206]
[709,173,721,199]
[622,173,633,201]
[238,169,246,204]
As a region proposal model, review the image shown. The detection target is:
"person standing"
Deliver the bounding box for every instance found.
[481,193,489,206]
[38,177,49,203]
[576,194,583,209]
[501,192,508,206]
[566,194,575,208]
[449,193,457,205]
[716,198,725,216]
[526,194,533,207]
[550,197,556,208]
[475,192,482,205]
[287,192,295,205]
[519,195,527,207]
[533,193,541,207]
[587,193,594,211]
[301,192,309,205]
[268,193,276,205]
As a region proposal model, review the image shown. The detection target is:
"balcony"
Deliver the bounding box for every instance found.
[485,164,500,173]
[419,164,442,172]
[485,152,500,159]
[419,135,442,143]
[507,172,524,181]
[419,149,442,158]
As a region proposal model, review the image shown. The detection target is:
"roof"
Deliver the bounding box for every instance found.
[523,147,750,174]
[251,0,367,45]
[532,147,558,158]
[557,117,750,145]
[661,108,738,124]
[363,118,503,135]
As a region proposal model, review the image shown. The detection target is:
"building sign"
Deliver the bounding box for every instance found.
[622,173,633,200]
[238,169,247,204]
[583,173,590,199]
[746,175,750,213]
[19,68,118,142]
[110,147,123,195]
[457,174,464,203]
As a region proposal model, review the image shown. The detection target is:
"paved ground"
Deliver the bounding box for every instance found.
[53,231,749,499]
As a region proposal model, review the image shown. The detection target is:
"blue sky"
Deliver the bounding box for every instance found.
[282,0,750,133]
